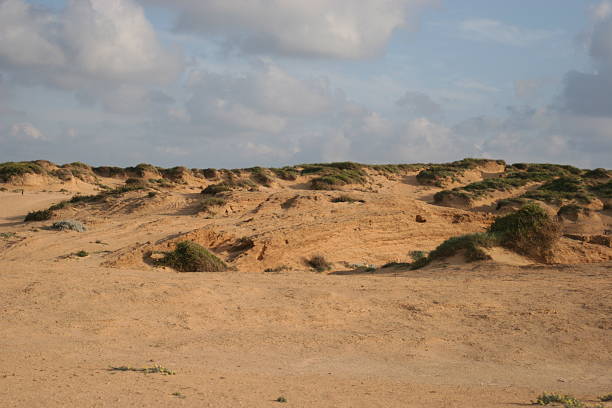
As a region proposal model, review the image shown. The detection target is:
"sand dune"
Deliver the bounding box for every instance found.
[1,160,611,407]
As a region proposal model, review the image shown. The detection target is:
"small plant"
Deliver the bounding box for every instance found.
[171,392,186,399]
[306,254,332,272]
[109,364,176,375]
[0,232,16,239]
[75,250,88,257]
[381,261,412,269]
[24,209,53,222]
[201,197,227,212]
[275,396,287,403]
[157,241,228,272]
[50,220,87,232]
[202,183,233,195]
[599,394,612,402]
[147,191,158,198]
[532,393,584,407]
[264,265,291,273]
[331,195,365,203]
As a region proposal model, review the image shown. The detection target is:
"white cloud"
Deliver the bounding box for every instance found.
[460,19,559,47]
[140,0,437,58]
[9,122,45,140]
[0,0,182,111]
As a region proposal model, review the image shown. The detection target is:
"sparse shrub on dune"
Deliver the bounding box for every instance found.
[522,176,595,205]
[331,195,365,203]
[489,203,560,261]
[24,209,53,222]
[0,161,45,182]
[589,180,612,198]
[412,203,560,269]
[157,241,228,272]
[202,183,233,195]
[270,167,299,181]
[583,168,610,179]
[245,166,273,186]
[306,254,332,272]
[200,197,227,212]
[51,220,87,232]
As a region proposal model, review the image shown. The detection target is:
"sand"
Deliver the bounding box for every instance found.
[1,169,611,407]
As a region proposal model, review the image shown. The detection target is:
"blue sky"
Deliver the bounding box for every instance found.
[0,0,610,168]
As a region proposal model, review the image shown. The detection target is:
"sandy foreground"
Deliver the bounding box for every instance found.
[1,184,611,407]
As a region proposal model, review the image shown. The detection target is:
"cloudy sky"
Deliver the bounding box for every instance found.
[0,0,611,168]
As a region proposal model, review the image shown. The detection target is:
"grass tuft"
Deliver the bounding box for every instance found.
[306,254,332,272]
[24,209,53,222]
[157,241,228,272]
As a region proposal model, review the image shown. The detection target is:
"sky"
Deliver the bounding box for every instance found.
[0,0,611,169]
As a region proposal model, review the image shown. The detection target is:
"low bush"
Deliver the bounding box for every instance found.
[201,197,226,212]
[412,203,560,269]
[157,241,228,272]
[331,195,365,203]
[50,220,87,232]
[489,203,560,261]
[590,180,612,198]
[270,167,299,181]
[24,209,53,222]
[522,176,594,205]
[306,254,332,272]
[0,161,44,182]
[583,168,609,179]
[202,183,233,195]
[245,167,273,186]
[75,250,88,257]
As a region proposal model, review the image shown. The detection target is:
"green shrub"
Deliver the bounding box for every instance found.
[599,394,612,402]
[489,203,560,261]
[245,167,273,186]
[532,393,582,407]
[523,177,594,205]
[201,197,226,212]
[590,180,612,198]
[270,167,299,181]
[306,254,332,272]
[202,183,233,195]
[75,250,88,257]
[158,241,228,272]
[426,233,498,264]
[92,166,126,178]
[583,168,609,179]
[24,209,53,222]
[331,195,365,203]
[0,161,44,182]
[51,220,87,232]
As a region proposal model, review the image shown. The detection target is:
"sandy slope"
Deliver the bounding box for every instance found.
[1,170,611,407]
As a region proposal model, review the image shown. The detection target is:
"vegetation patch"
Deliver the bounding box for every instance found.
[299,162,367,190]
[75,250,89,257]
[522,176,595,205]
[109,365,175,375]
[532,393,583,407]
[51,220,87,232]
[331,195,365,203]
[412,203,560,268]
[490,203,560,261]
[589,180,612,198]
[0,232,17,239]
[270,167,299,181]
[201,197,227,212]
[24,209,53,222]
[245,166,273,186]
[0,161,45,182]
[583,168,610,179]
[156,241,228,272]
[557,204,592,220]
[306,254,332,272]
[417,158,505,187]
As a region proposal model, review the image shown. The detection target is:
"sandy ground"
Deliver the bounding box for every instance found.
[1,174,611,407]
